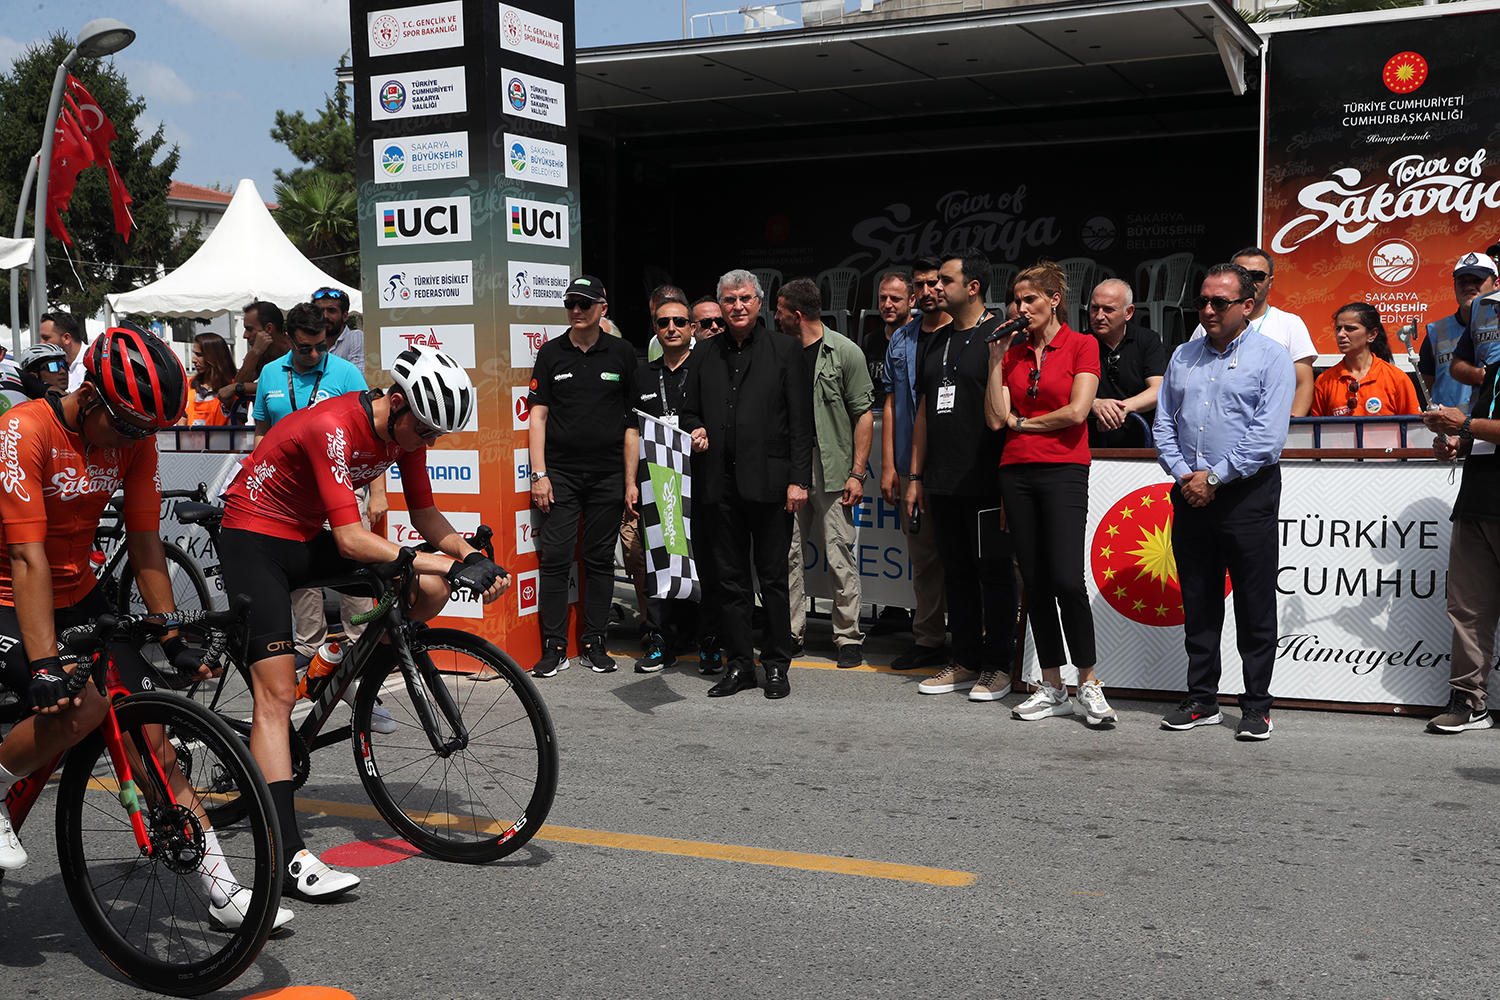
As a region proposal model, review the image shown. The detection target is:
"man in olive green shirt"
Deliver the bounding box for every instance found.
[775,278,875,667]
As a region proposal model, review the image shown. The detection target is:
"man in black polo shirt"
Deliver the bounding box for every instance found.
[527,276,640,677]
[1086,278,1166,449]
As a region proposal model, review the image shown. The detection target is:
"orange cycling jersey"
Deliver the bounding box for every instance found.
[1310,355,1421,418]
[0,398,160,607]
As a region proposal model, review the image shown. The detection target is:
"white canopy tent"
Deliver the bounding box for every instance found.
[105,178,361,335]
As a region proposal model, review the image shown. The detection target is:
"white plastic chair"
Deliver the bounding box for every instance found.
[1141,253,1194,347]
[986,263,1019,312]
[750,268,782,307]
[1057,257,1098,330]
[817,267,861,336]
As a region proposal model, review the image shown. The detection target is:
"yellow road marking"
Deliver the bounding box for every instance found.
[606,651,942,676]
[295,796,975,886]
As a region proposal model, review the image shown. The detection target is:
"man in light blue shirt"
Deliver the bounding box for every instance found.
[252,303,368,443]
[1155,263,1294,742]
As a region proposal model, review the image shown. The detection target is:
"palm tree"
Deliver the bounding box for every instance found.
[273,173,358,285]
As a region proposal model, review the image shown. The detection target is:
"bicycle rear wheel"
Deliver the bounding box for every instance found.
[117,543,213,617]
[56,692,282,996]
[352,628,558,864]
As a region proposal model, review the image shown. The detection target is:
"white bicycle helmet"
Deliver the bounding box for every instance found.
[17,342,66,372]
[390,344,474,433]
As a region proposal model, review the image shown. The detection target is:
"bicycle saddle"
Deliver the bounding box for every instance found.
[174,501,223,526]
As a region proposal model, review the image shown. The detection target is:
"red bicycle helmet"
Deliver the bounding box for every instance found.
[84,323,188,427]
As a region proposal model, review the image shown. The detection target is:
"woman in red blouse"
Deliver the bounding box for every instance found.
[984,261,1114,726]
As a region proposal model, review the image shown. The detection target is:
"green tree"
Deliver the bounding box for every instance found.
[270,52,357,283]
[0,32,199,329]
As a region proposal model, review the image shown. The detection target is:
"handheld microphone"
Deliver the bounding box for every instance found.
[984,315,1029,343]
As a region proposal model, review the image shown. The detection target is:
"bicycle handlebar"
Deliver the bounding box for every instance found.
[58,595,254,697]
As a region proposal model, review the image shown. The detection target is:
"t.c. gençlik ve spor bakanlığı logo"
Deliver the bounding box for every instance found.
[371,13,400,50]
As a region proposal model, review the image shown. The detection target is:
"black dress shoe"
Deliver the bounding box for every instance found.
[763,666,790,699]
[707,666,758,698]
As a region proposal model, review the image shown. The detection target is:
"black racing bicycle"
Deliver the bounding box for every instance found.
[170,502,558,864]
[91,484,215,617]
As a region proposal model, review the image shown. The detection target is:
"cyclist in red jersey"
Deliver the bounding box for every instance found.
[217,344,507,901]
[0,325,291,929]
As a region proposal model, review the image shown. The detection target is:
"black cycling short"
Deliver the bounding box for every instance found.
[217,527,371,664]
[0,586,154,706]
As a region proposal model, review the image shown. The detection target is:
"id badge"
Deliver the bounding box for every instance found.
[935,382,956,415]
[662,413,680,428]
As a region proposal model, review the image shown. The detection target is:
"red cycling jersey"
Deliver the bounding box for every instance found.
[222,391,434,541]
[0,398,160,607]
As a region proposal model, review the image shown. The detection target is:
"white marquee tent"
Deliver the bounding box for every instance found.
[105,178,361,325]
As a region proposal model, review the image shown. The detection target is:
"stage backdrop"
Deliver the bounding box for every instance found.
[1260,8,1500,352]
[352,0,580,665]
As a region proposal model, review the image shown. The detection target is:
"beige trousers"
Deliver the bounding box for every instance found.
[789,453,864,648]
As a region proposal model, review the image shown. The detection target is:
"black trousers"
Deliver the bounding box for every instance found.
[928,492,1017,673]
[538,467,624,647]
[1000,463,1096,672]
[1171,466,1281,715]
[710,488,794,673]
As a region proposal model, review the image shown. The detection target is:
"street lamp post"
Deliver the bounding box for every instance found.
[27,17,135,343]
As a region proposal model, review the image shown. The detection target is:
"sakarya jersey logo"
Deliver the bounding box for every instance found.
[1090,482,1229,627]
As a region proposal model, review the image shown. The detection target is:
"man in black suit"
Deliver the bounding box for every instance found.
[681,269,813,700]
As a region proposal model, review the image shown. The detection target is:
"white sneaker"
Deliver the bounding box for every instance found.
[209,886,294,931]
[968,670,1013,702]
[0,801,28,870]
[1075,680,1118,727]
[370,703,398,735]
[1012,683,1074,721]
[286,849,360,900]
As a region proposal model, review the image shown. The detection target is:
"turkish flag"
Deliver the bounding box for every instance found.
[66,77,135,242]
[45,107,94,247]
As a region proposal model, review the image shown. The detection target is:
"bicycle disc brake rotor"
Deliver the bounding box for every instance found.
[152,803,206,874]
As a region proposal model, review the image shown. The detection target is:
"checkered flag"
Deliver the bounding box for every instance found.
[635,410,700,601]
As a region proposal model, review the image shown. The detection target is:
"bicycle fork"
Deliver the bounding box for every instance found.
[388,626,470,758]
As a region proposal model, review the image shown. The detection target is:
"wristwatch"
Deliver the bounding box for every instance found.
[1206,471,1222,487]
[530,471,549,482]
[1459,416,1474,441]
[1014,416,1027,432]
[849,469,869,482]
[234,381,246,398]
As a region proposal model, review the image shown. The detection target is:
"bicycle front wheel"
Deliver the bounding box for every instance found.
[55,692,282,997]
[117,542,213,617]
[353,628,558,864]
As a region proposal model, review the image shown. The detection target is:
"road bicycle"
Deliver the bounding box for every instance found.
[171,501,559,864]
[91,484,215,617]
[0,604,281,996]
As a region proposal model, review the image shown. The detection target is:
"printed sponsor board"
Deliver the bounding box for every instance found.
[502,67,566,126]
[505,196,569,248]
[513,448,530,492]
[506,260,570,306]
[370,66,467,121]
[379,324,477,368]
[368,1,463,56]
[375,131,469,184]
[509,323,565,368]
[502,132,568,188]
[387,509,484,618]
[385,449,481,495]
[515,507,540,554]
[377,260,474,308]
[376,195,471,247]
[511,386,531,428]
[1261,11,1500,350]
[498,3,564,65]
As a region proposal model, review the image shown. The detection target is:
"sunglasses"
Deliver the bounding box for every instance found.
[97,393,157,440]
[655,316,690,329]
[563,297,600,311]
[31,360,66,374]
[694,315,725,329]
[720,294,758,305]
[1193,295,1252,312]
[294,340,328,356]
[414,415,445,441]
[1245,270,1269,284]
[1027,367,1042,399]
[311,288,343,301]
[1345,376,1362,412]
[1104,353,1121,377]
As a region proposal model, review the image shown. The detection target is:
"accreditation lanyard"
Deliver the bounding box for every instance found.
[657,367,680,427]
[287,364,325,412]
[934,316,988,415]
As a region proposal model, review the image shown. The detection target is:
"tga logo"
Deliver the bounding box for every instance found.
[378,196,471,246]
[507,197,569,248]
[508,77,527,112]
[383,272,413,303]
[379,80,406,114]
[399,328,446,350]
[381,143,406,177]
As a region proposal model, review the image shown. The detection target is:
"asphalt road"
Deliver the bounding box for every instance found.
[0,621,1492,1000]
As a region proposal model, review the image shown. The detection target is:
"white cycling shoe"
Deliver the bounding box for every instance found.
[209,886,294,931]
[343,682,398,734]
[0,802,28,870]
[286,849,360,900]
